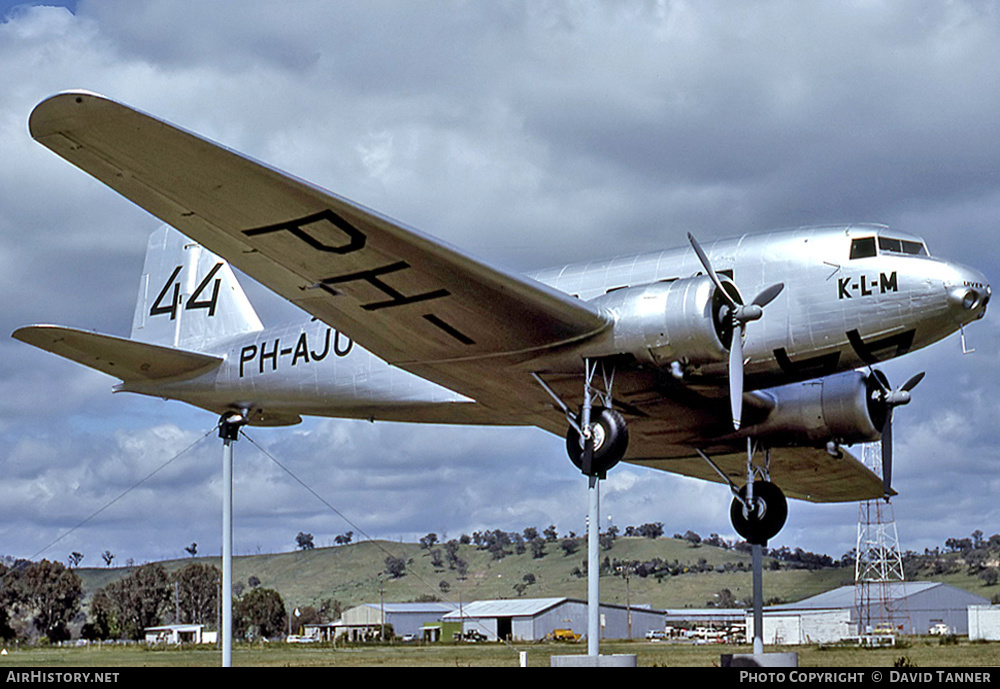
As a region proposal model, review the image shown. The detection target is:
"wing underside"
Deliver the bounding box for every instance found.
[627,444,886,503]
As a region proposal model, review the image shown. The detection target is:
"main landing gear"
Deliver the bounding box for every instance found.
[697,440,787,546]
[730,479,787,546]
[565,406,628,478]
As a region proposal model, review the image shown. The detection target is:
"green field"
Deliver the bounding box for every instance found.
[2,638,999,668]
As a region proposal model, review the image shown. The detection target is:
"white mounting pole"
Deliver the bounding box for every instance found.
[588,475,600,657]
[219,412,246,668]
[752,543,764,655]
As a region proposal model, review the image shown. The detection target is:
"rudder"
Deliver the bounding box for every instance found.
[131,225,263,350]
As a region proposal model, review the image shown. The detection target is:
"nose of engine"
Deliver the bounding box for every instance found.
[945,263,991,323]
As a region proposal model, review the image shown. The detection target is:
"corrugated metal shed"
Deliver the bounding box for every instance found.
[338,601,458,639]
[769,582,988,635]
[442,597,665,642]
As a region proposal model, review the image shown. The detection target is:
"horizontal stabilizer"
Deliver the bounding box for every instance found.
[13,325,222,382]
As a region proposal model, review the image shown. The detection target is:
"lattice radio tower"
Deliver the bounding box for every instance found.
[854,442,912,635]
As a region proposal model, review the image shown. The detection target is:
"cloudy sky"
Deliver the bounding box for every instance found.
[1,1,998,577]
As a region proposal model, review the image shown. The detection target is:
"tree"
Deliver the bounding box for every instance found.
[18,560,82,642]
[172,563,220,625]
[530,538,547,559]
[384,556,406,579]
[430,549,444,569]
[0,562,21,640]
[80,588,120,640]
[101,551,115,567]
[560,538,580,556]
[184,543,198,557]
[419,533,439,550]
[68,552,84,568]
[235,587,286,640]
[295,532,315,551]
[101,563,171,640]
[334,531,354,545]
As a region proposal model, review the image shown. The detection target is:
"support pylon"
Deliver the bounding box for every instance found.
[854,443,911,636]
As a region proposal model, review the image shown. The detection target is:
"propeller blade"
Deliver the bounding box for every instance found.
[688,233,737,309]
[881,414,893,496]
[751,282,785,309]
[688,234,783,433]
[729,325,744,430]
[901,371,925,392]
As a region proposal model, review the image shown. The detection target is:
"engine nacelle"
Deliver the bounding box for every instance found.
[589,275,737,367]
[741,370,888,446]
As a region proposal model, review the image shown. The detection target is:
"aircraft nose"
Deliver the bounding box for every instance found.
[945,264,990,321]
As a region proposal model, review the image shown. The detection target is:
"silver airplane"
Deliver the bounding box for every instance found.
[14,91,991,544]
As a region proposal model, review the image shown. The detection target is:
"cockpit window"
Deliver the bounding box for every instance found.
[879,236,927,256]
[850,235,928,259]
[850,236,876,259]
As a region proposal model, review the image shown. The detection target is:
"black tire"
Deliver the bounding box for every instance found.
[566,406,629,478]
[730,481,787,546]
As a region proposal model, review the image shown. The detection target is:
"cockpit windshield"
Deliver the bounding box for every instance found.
[878,236,928,256]
[850,235,928,260]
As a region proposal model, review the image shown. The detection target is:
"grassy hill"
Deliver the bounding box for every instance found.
[74,536,850,612]
[74,534,1000,618]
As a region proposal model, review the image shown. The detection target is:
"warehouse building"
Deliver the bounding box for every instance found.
[306,601,458,642]
[763,582,988,639]
[442,597,664,642]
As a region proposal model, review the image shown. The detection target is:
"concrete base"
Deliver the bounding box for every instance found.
[720,652,799,667]
[551,654,638,667]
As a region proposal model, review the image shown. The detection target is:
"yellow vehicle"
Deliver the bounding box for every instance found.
[547,629,582,642]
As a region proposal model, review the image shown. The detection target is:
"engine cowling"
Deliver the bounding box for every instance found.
[589,275,739,367]
[740,370,889,446]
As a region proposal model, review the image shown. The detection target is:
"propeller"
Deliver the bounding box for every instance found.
[869,370,925,497]
[688,233,784,430]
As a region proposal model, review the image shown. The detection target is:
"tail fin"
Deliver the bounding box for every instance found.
[131,226,262,350]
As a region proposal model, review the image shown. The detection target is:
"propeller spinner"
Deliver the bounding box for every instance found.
[688,233,784,430]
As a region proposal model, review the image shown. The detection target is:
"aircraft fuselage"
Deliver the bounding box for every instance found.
[121,224,988,433]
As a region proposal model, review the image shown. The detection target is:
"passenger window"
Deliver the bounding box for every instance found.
[850,237,876,259]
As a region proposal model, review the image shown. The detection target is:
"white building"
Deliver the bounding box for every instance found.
[968,605,1000,640]
[144,624,215,645]
[764,582,988,638]
[746,609,852,645]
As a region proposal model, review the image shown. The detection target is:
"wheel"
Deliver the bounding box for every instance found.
[566,406,629,478]
[730,481,787,546]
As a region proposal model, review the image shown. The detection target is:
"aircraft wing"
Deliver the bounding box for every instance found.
[29,91,610,410]
[628,444,886,503]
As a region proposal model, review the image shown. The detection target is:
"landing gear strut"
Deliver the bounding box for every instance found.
[548,359,632,660]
